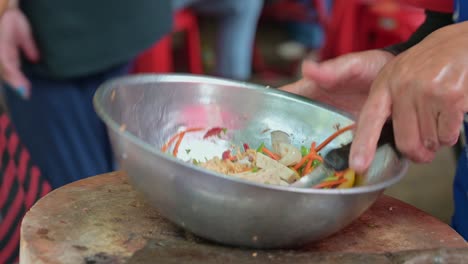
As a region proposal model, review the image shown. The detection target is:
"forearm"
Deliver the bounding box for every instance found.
[384,10,454,55]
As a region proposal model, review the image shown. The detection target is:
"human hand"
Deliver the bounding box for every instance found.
[280,50,394,117]
[0,0,8,17]
[350,22,468,173]
[0,8,39,99]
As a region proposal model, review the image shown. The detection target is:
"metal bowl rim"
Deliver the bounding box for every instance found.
[93,73,408,195]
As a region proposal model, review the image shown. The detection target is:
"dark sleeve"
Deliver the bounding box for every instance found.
[383,10,454,55]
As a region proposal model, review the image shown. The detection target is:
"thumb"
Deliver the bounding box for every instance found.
[302,54,360,91]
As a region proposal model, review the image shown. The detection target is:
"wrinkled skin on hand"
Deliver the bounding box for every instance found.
[351,21,468,173]
[280,50,395,118]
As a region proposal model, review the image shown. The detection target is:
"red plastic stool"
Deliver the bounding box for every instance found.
[361,1,425,50]
[132,9,203,74]
[319,0,425,60]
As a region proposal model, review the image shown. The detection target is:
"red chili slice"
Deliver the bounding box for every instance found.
[222,150,231,160]
[203,127,227,139]
[243,143,250,151]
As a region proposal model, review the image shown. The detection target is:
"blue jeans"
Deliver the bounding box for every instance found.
[3,64,130,189]
[173,0,264,81]
[452,120,468,240]
[450,0,468,242]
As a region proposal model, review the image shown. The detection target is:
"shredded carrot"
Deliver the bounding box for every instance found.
[294,153,311,170]
[310,141,316,151]
[335,171,345,178]
[161,133,182,152]
[294,151,322,170]
[313,154,324,162]
[303,159,313,175]
[313,178,347,189]
[239,167,252,173]
[316,124,355,152]
[173,131,186,157]
[161,127,205,153]
[262,147,281,160]
[186,127,206,132]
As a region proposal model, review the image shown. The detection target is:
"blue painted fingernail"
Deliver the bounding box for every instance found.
[16,86,27,98]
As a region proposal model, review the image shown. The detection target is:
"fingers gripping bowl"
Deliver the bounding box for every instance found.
[93,74,408,249]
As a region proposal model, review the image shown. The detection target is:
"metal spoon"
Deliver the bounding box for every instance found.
[291,122,399,188]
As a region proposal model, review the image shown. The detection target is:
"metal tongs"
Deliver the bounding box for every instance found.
[291,122,400,188]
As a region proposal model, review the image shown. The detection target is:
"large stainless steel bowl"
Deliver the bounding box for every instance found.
[93,74,408,249]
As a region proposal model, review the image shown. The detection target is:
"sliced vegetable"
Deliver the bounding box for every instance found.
[313,178,347,189]
[161,133,181,153]
[271,130,290,153]
[222,150,232,160]
[262,147,281,160]
[161,127,204,152]
[203,127,227,139]
[243,143,250,151]
[303,158,313,175]
[337,169,355,189]
[312,159,321,168]
[316,124,355,152]
[323,176,338,182]
[291,169,301,182]
[256,142,265,153]
[294,152,322,170]
[277,142,302,166]
[173,131,186,157]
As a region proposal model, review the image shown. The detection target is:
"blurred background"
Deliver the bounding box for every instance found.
[131,0,459,224]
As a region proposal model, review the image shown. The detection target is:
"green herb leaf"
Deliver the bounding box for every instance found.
[185,149,191,154]
[256,142,265,153]
[323,176,338,182]
[312,159,321,168]
[301,146,309,157]
[251,167,259,172]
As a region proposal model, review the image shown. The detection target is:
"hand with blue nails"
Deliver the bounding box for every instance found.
[0,7,40,99]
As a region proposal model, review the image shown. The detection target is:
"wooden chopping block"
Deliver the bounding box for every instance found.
[20,171,468,264]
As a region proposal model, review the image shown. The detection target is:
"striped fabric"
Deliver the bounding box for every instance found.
[0,112,52,264]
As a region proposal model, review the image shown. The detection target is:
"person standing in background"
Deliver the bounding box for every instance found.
[173,0,264,81]
[0,0,172,189]
[0,0,172,262]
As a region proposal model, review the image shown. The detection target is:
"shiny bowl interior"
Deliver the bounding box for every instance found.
[93,74,408,248]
